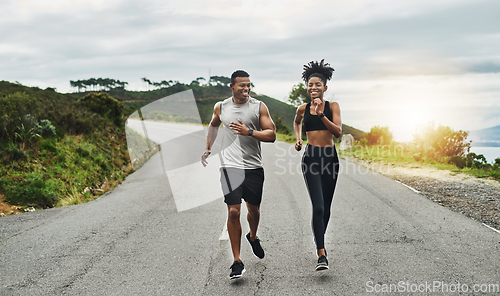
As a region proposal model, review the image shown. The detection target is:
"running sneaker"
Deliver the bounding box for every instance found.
[316,255,329,271]
[246,233,265,259]
[230,261,245,279]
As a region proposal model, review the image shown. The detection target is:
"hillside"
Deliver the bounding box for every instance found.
[469,125,500,147]
[0,81,133,212]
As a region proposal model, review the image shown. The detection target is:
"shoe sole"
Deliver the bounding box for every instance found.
[246,234,264,259]
[315,265,329,271]
[230,268,246,279]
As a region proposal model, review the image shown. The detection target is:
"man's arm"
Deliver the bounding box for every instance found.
[201,102,221,167]
[254,103,276,142]
[294,104,306,151]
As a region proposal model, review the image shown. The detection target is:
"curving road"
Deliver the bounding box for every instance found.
[1,135,499,295]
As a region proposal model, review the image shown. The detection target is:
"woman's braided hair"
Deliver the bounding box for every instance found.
[301,59,334,85]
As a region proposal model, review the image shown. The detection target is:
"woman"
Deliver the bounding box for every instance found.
[294,59,342,271]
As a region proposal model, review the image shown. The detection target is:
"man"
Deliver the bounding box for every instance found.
[201,70,276,279]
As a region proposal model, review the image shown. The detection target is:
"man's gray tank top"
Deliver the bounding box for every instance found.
[219,96,262,169]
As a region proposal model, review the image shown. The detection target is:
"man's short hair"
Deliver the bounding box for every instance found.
[231,70,250,85]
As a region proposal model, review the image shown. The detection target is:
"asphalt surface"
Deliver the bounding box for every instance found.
[1,126,500,295]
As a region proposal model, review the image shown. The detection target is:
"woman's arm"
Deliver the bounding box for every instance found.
[318,102,342,138]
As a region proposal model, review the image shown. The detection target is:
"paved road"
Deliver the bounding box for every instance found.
[1,137,500,295]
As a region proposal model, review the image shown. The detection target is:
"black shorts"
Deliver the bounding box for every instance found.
[220,167,264,206]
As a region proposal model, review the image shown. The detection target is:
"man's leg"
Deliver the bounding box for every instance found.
[227,204,242,262]
[245,202,265,259]
[246,202,260,240]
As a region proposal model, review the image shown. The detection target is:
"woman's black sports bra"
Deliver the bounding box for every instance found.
[304,101,332,132]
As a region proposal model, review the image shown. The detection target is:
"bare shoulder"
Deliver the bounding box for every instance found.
[329,101,340,111]
[296,103,307,115]
[259,101,272,115]
[213,101,222,116]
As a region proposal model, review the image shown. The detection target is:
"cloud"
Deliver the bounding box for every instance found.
[466,62,500,73]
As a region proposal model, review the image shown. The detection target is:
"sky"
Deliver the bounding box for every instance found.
[1,0,499,142]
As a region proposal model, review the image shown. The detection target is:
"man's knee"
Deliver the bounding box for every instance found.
[247,204,260,216]
[228,207,240,221]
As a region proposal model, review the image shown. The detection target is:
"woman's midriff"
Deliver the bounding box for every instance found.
[306,130,335,147]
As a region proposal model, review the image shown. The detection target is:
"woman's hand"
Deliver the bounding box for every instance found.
[313,98,323,114]
[295,138,303,151]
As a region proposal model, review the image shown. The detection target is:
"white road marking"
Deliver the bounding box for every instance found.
[482,223,500,234]
[219,221,229,240]
[395,180,420,193]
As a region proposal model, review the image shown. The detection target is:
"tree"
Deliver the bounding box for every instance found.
[210,76,231,87]
[272,115,291,135]
[118,80,129,89]
[89,78,97,91]
[96,78,101,91]
[196,77,206,85]
[70,80,77,92]
[412,123,470,159]
[141,77,152,91]
[160,80,171,88]
[366,126,393,145]
[288,83,309,107]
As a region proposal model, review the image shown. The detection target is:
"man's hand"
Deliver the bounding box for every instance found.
[228,119,250,136]
[201,150,211,167]
[295,139,303,151]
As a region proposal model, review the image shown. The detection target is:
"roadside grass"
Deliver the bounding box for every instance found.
[338,143,500,181]
[0,126,134,211]
[276,133,296,144]
[58,187,85,207]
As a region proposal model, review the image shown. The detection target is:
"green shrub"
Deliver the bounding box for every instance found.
[39,140,58,153]
[38,119,56,137]
[465,152,488,169]
[0,93,41,140]
[1,143,26,163]
[77,93,123,125]
[273,115,291,135]
[76,144,92,157]
[1,174,59,208]
[448,155,466,169]
[413,152,423,162]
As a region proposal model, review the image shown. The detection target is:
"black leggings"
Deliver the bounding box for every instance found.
[301,144,339,250]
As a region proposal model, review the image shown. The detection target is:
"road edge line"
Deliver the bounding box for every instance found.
[395,180,420,193]
[482,223,500,234]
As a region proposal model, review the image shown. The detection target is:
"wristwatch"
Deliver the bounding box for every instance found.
[248,128,254,136]
[318,112,325,118]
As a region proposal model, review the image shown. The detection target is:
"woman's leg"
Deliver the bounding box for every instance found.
[321,148,340,233]
[302,147,326,251]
